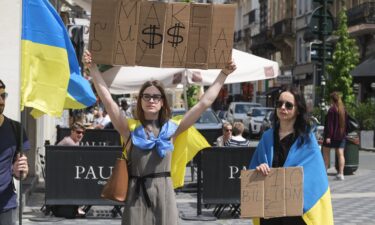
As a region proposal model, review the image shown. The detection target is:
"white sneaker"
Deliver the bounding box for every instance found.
[335,174,345,181]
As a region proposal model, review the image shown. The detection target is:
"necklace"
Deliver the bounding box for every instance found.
[144,120,160,138]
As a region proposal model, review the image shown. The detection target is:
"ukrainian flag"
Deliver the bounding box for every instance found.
[21,0,96,118]
[249,129,334,225]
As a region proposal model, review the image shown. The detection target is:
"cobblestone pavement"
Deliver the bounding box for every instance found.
[22,150,375,225]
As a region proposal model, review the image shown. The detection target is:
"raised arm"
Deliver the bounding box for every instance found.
[174,60,236,137]
[84,51,130,139]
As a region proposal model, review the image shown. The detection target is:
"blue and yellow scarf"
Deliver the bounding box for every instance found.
[127,117,210,188]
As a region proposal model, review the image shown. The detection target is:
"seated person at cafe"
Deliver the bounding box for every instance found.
[225,122,251,147]
[216,122,232,146]
[57,122,85,146]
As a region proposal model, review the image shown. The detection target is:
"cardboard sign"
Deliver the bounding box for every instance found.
[136,1,167,67]
[208,4,235,69]
[241,167,303,219]
[89,0,118,64]
[89,0,140,65]
[113,0,141,65]
[89,1,235,69]
[185,3,213,69]
[161,3,191,68]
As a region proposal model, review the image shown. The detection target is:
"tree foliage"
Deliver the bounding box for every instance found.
[326,6,359,105]
[181,85,200,109]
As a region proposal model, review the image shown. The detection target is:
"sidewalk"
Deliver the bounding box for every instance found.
[21,166,375,225]
[21,146,375,225]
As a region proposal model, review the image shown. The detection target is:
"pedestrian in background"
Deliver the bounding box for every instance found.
[0,80,30,225]
[216,122,232,146]
[121,99,133,118]
[225,122,250,147]
[322,92,348,181]
[84,50,236,225]
[249,86,333,225]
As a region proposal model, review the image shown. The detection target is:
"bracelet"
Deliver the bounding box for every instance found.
[221,70,229,76]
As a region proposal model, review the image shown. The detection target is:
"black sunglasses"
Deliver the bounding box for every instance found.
[141,94,163,103]
[276,100,294,110]
[0,92,8,100]
[75,130,85,135]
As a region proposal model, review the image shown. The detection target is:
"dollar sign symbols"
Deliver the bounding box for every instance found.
[167,23,185,48]
[142,25,163,49]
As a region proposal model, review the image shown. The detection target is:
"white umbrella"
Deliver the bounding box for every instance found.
[101,49,279,94]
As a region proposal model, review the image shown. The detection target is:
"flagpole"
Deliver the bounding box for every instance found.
[18,0,24,224]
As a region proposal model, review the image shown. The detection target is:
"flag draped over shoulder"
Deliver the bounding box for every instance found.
[21,0,96,118]
[127,117,210,188]
[249,129,334,225]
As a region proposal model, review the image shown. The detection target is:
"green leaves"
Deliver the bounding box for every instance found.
[326,7,359,105]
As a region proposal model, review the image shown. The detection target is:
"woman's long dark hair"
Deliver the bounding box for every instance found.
[136,80,171,126]
[330,92,346,136]
[274,86,311,145]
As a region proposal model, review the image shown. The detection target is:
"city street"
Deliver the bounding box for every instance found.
[21,148,375,225]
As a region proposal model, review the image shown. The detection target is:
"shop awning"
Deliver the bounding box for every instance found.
[351,54,375,77]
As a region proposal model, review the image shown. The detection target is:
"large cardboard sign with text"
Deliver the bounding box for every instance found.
[240,167,304,218]
[89,1,235,69]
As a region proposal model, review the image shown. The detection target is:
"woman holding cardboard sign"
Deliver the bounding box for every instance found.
[84,50,236,225]
[249,86,333,225]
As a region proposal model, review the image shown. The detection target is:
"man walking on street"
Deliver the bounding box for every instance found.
[0,79,30,225]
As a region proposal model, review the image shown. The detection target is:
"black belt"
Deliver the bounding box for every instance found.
[130,172,171,207]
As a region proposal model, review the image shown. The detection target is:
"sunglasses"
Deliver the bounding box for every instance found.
[0,92,8,100]
[141,94,163,103]
[75,130,85,135]
[276,100,294,110]
[225,129,232,132]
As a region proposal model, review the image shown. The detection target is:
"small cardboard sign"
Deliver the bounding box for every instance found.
[240,167,303,219]
[185,3,213,69]
[136,1,167,67]
[162,3,191,68]
[113,0,141,66]
[208,4,236,69]
[89,0,141,65]
[88,0,118,64]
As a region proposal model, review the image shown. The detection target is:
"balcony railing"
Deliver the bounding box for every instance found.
[251,28,273,47]
[347,2,375,26]
[273,18,294,38]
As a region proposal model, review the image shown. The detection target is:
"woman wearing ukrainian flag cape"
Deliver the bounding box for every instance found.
[249,86,334,225]
[85,51,236,225]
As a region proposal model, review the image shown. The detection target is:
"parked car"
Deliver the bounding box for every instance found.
[260,110,275,135]
[244,107,274,138]
[226,102,262,124]
[172,108,222,145]
[216,110,228,123]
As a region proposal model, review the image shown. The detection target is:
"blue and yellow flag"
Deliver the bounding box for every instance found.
[249,129,334,225]
[21,0,96,118]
